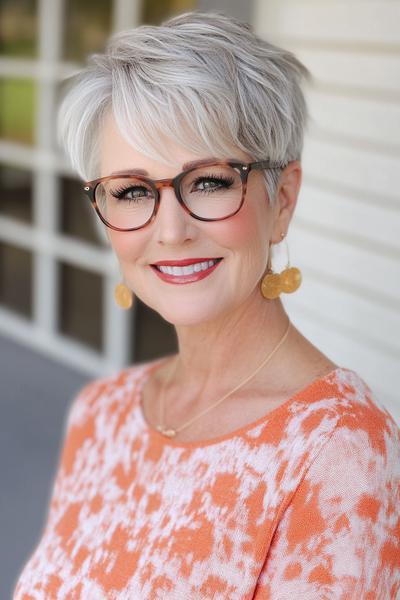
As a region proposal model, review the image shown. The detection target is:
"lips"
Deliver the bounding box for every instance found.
[150,258,223,284]
[151,257,223,267]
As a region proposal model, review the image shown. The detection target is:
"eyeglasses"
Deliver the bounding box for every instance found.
[83,158,287,232]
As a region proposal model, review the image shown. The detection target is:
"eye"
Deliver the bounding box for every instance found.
[110,185,152,201]
[191,174,235,193]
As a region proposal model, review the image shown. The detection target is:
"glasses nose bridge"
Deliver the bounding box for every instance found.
[156,177,175,189]
[154,176,182,203]
[152,176,193,238]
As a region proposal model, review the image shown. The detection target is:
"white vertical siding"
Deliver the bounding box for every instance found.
[253,0,400,423]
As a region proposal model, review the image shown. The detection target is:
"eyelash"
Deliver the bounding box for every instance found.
[110,186,150,200]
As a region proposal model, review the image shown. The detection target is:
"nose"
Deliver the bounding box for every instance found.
[153,186,194,245]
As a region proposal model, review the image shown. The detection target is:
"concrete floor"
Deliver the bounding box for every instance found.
[0,334,91,599]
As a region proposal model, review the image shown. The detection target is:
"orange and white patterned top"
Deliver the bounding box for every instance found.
[13,359,400,599]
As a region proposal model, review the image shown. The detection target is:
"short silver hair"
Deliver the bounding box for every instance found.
[57,10,311,202]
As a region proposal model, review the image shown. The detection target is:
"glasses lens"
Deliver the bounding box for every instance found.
[181,164,243,219]
[95,176,156,229]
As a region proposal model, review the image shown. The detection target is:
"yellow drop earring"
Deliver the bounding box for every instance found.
[260,232,302,300]
[114,282,134,310]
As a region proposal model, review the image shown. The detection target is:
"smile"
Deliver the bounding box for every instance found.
[150,258,223,284]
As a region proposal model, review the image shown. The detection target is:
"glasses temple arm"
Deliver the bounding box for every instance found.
[250,160,288,171]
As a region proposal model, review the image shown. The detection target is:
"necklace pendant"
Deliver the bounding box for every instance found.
[160,427,176,438]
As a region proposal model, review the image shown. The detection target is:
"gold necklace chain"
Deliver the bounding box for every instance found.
[156,319,291,438]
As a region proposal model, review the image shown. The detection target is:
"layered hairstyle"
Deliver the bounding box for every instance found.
[57,11,311,203]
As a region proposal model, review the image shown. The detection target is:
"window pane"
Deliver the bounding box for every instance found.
[0,78,35,145]
[63,0,111,62]
[0,164,33,222]
[0,0,37,57]
[0,242,33,317]
[132,297,177,363]
[142,0,196,24]
[59,176,105,246]
[58,263,103,351]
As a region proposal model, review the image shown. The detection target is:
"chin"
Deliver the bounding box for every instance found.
[153,300,226,327]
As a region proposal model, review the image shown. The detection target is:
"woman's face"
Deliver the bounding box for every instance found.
[99,113,286,326]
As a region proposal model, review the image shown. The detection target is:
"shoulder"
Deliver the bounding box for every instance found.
[327,367,399,446]
[276,366,400,482]
[277,368,400,544]
[64,358,162,431]
[288,379,400,566]
[262,369,400,598]
[298,366,398,437]
[54,359,161,474]
[303,366,400,489]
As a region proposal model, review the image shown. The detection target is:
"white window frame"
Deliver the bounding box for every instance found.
[0,0,142,377]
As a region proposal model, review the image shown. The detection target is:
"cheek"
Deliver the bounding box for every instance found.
[212,194,269,253]
[107,230,146,263]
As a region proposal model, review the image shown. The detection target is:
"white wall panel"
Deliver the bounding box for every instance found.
[296,185,400,251]
[254,0,400,423]
[255,1,400,46]
[293,49,400,94]
[306,90,400,150]
[289,225,400,305]
[302,137,398,201]
[285,270,400,355]
[284,299,400,424]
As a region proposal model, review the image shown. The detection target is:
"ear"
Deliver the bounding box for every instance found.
[270,160,302,243]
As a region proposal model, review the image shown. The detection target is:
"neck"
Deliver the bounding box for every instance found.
[171,290,291,401]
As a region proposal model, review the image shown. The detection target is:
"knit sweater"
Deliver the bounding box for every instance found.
[13,359,400,599]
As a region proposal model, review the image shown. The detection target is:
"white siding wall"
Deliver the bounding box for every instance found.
[253,1,400,424]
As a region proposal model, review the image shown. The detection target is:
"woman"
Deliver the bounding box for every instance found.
[14,11,400,600]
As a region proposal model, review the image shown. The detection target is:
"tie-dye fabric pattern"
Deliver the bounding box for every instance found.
[13,359,400,599]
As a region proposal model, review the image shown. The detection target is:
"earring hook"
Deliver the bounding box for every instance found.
[280,232,291,269]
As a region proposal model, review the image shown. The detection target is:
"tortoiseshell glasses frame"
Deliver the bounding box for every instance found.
[82,157,287,232]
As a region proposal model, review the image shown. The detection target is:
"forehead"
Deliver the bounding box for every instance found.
[99,111,251,177]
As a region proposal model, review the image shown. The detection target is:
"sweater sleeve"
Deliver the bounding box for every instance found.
[35,379,101,536]
[253,420,400,600]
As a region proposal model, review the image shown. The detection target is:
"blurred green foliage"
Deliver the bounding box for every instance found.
[0,79,35,145]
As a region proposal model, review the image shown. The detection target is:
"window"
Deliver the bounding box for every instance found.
[63,0,112,62]
[0,165,33,223]
[58,262,104,351]
[59,176,106,247]
[0,242,33,317]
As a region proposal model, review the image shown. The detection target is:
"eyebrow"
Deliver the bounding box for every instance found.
[110,168,148,176]
[109,157,221,177]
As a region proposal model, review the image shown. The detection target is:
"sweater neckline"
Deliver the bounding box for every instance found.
[133,357,346,449]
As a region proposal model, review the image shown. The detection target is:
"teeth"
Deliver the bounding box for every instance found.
[157,259,219,276]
